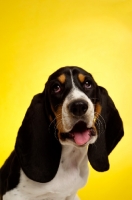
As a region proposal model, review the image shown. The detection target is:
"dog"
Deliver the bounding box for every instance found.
[1,66,124,200]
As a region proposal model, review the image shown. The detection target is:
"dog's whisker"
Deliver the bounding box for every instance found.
[95,117,105,136]
[95,112,106,123]
[94,112,106,136]
[55,119,63,130]
[95,120,101,136]
[49,114,63,128]
[94,112,106,130]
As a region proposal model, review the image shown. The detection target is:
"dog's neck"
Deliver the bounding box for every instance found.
[60,145,89,175]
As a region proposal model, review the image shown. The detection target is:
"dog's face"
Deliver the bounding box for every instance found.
[46,66,101,147]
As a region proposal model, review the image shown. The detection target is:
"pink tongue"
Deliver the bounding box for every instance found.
[74,130,91,145]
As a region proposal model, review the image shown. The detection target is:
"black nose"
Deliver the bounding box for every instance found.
[68,100,88,116]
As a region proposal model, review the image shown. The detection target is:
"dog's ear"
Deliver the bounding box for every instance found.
[15,89,61,183]
[88,86,124,172]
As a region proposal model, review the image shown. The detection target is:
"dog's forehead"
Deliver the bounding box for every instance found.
[48,66,93,82]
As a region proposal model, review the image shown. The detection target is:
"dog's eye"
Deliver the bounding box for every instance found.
[83,81,92,90]
[52,84,61,93]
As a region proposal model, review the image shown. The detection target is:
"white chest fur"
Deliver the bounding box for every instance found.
[3,146,89,200]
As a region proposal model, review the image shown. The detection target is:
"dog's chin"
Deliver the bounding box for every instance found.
[59,121,97,147]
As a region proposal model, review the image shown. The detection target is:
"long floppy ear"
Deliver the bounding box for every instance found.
[15,91,61,183]
[88,86,124,172]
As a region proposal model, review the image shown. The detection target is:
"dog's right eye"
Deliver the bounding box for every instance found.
[52,84,61,94]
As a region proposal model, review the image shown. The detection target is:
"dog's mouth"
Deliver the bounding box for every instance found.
[61,121,96,146]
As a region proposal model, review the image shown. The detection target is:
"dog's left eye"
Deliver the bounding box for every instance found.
[83,81,92,90]
[52,84,61,93]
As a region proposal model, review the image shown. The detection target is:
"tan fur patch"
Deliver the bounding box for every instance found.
[78,73,85,83]
[94,103,102,123]
[58,74,66,84]
[51,105,65,139]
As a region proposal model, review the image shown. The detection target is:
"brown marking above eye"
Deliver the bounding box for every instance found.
[78,73,86,83]
[57,74,66,84]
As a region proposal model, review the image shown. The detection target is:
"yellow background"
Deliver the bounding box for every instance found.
[0,0,132,199]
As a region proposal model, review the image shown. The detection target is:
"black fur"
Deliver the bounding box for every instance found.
[1,151,20,195]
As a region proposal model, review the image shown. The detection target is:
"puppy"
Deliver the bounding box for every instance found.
[1,66,124,200]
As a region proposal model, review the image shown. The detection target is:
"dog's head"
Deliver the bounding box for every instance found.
[46,66,98,147]
[15,66,124,183]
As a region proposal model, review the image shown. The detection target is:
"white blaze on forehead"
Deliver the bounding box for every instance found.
[70,69,76,88]
[61,70,94,132]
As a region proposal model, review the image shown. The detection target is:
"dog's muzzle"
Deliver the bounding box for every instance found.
[60,99,96,146]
